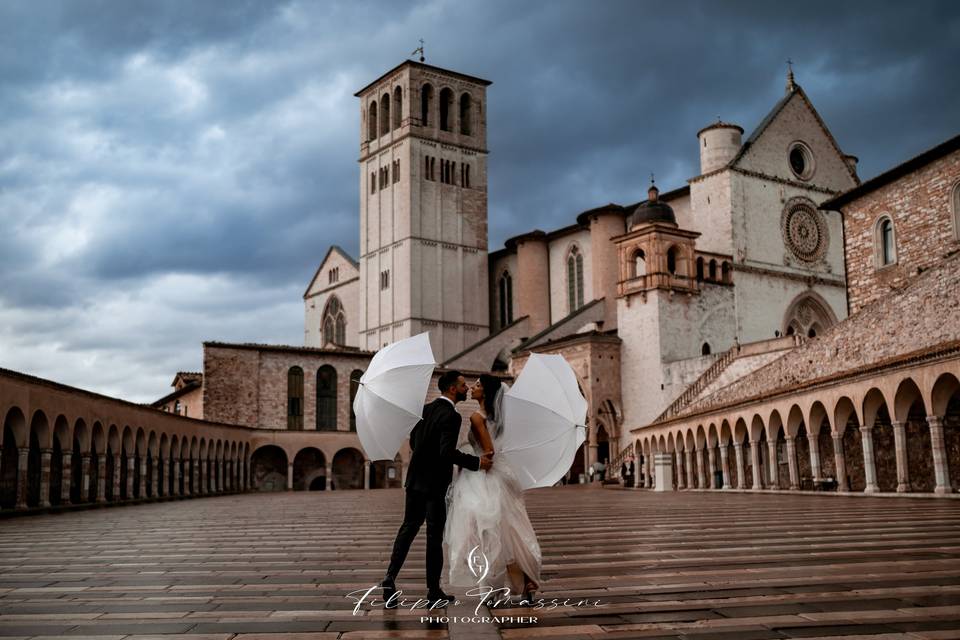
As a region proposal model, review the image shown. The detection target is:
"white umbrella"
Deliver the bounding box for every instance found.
[353,332,437,461]
[497,353,588,489]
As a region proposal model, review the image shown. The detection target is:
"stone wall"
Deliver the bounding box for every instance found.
[841,148,960,315]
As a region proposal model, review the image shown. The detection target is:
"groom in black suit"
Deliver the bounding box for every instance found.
[381,370,492,606]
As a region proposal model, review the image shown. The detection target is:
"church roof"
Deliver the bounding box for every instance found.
[203,341,374,358]
[303,245,359,299]
[657,252,960,424]
[354,60,492,97]
[820,133,960,210]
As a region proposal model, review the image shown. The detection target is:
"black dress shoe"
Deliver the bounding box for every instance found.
[426,590,453,607]
[380,579,397,607]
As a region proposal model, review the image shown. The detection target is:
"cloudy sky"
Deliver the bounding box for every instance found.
[1,0,958,403]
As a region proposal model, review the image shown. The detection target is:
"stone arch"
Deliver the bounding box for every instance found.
[368,99,378,140]
[782,291,838,339]
[332,447,365,490]
[420,82,433,126]
[251,445,287,492]
[438,86,454,131]
[834,396,864,491]
[24,410,50,507]
[380,92,391,136]
[1,406,26,508]
[874,214,897,267]
[896,377,935,492]
[930,371,960,490]
[293,447,326,491]
[70,418,88,504]
[393,85,402,130]
[459,92,472,135]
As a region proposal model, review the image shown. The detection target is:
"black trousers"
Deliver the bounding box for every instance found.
[386,488,447,591]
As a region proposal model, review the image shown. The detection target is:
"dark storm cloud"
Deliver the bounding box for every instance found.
[0,0,957,401]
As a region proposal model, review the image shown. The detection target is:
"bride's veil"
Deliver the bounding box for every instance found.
[490,383,509,443]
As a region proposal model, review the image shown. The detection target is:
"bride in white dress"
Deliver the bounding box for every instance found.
[444,374,542,600]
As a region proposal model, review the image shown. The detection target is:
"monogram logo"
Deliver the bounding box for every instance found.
[468,544,489,584]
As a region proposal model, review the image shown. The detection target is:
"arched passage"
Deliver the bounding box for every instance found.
[332,448,365,490]
[293,447,326,491]
[251,445,288,492]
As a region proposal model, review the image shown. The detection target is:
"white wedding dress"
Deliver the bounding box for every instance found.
[444,402,542,593]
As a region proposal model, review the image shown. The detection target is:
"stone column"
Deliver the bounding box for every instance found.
[927,416,952,494]
[172,460,181,496]
[707,448,717,489]
[138,458,148,499]
[15,447,29,509]
[111,454,121,500]
[832,434,848,491]
[162,459,171,496]
[202,459,210,494]
[733,442,745,489]
[587,443,597,477]
[695,449,706,489]
[749,441,762,489]
[766,441,779,489]
[645,455,653,488]
[675,451,685,489]
[126,456,135,499]
[97,455,108,502]
[891,421,910,492]
[860,425,879,493]
[286,461,294,491]
[80,454,91,501]
[685,450,695,489]
[326,463,333,491]
[809,434,822,483]
[785,436,799,490]
[148,459,157,498]
[719,444,731,489]
[364,460,371,490]
[61,450,73,504]
[39,448,52,507]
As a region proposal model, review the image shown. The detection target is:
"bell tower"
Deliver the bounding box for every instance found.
[355,61,491,360]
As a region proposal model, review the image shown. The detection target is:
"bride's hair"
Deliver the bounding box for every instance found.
[478,374,502,419]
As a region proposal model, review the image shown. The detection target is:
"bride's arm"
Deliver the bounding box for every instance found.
[469,413,495,459]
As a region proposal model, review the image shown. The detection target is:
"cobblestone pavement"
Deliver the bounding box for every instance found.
[1,486,959,639]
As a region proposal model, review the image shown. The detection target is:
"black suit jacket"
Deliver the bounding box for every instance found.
[404,397,481,494]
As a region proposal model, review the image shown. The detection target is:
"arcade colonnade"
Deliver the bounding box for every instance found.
[628,360,960,495]
[0,369,405,513]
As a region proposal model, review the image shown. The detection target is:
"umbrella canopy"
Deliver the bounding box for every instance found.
[353,332,437,461]
[497,353,588,489]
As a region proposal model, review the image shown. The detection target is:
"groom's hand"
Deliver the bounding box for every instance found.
[479,453,493,471]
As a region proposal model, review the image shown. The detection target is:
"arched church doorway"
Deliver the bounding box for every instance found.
[251,445,287,492]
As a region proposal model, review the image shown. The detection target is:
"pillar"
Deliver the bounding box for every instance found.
[785,436,799,490]
[860,425,879,493]
[363,460,371,490]
[39,448,52,507]
[749,441,762,489]
[15,447,29,509]
[892,421,910,492]
[138,458,148,499]
[96,455,107,502]
[286,461,294,491]
[809,433,822,483]
[719,444,731,489]
[654,453,673,492]
[326,463,333,491]
[832,434,848,491]
[645,455,653,488]
[172,460,181,496]
[685,449,695,489]
[80,453,91,501]
[61,450,73,504]
[202,459,210,494]
[675,451,685,489]
[733,443,745,489]
[148,458,157,498]
[695,448,706,489]
[766,441,779,489]
[927,416,952,494]
[192,458,200,495]
[126,456,135,499]
[707,447,717,489]
[112,454,121,499]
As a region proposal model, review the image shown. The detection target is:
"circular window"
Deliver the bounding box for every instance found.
[781,198,828,263]
[788,142,814,180]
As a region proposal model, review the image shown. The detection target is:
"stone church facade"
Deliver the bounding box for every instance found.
[1,61,958,510]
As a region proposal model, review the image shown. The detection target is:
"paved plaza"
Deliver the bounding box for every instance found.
[1,487,959,640]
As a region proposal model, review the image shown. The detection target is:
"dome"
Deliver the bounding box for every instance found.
[631,184,676,227]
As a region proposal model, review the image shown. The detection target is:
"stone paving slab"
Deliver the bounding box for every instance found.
[0,487,959,639]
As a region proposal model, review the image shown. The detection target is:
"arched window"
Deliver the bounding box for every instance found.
[392,86,402,130]
[701,343,711,356]
[459,93,472,135]
[633,249,646,278]
[322,295,346,346]
[420,83,433,126]
[316,366,337,431]
[666,246,678,275]
[349,370,364,431]
[708,259,717,280]
[875,216,896,267]
[567,246,584,312]
[439,87,453,131]
[498,271,513,328]
[380,93,390,136]
[287,367,304,431]
[368,102,378,141]
[696,257,704,282]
